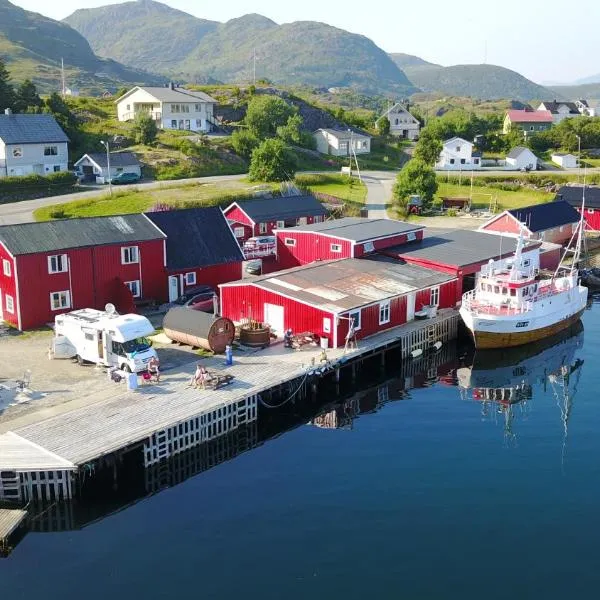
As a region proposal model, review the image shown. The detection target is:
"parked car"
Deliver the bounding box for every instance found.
[111,172,141,185]
[243,236,276,253]
[245,260,262,275]
[173,285,216,312]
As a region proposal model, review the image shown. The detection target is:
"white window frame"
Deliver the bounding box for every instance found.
[5,294,14,314]
[125,280,141,298]
[331,243,342,253]
[348,310,361,331]
[323,317,331,334]
[406,232,416,242]
[313,215,323,224]
[430,286,440,307]
[259,223,268,234]
[234,227,245,238]
[363,241,374,253]
[121,246,139,264]
[276,220,285,229]
[12,147,22,158]
[297,217,308,226]
[50,290,71,311]
[44,146,58,156]
[184,272,196,286]
[48,254,68,274]
[2,259,11,277]
[379,300,391,325]
[284,238,296,247]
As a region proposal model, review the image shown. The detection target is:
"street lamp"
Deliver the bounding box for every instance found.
[100,140,112,196]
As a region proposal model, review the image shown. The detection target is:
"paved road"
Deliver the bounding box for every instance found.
[361,171,396,219]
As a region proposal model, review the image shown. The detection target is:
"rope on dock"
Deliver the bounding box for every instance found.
[258,372,310,409]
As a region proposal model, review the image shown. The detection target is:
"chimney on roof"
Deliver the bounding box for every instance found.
[4,108,12,116]
[170,82,175,90]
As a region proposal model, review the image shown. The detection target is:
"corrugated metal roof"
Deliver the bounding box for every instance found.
[249,256,453,312]
[507,110,553,123]
[285,217,423,242]
[508,201,580,233]
[555,185,600,209]
[145,206,244,269]
[120,86,217,103]
[0,114,69,144]
[0,214,165,255]
[79,152,140,168]
[234,195,328,222]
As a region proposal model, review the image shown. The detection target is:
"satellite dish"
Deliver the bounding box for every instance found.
[105,303,116,315]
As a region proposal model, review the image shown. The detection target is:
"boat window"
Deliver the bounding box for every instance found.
[533,284,538,292]
[487,284,492,292]
[494,286,500,294]
[502,288,507,295]
[510,289,516,297]
[523,287,529,297]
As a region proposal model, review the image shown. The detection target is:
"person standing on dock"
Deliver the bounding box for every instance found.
[344,320,357,353]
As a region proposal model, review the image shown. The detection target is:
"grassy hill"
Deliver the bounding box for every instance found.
[0,0,163,93]
[389,53,439,69]
[549,82,600,101]
[63,1,416,95]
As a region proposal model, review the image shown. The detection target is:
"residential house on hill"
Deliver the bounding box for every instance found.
[145,207,244,302]
[0,110,69,178]
[503,110,553,134]
[313,129,371,156]
[575,99,596,117]
[116,84,217,132]
[435,137,481,171]
[223,195,328,243]
[555,185,600,230]
[74,152,141,184]
[478,201,580,245]
[537,101,580,124]
[380,103,420,140]
[505,146,538,171]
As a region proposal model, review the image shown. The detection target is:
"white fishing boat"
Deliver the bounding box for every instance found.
[460,197,588,349]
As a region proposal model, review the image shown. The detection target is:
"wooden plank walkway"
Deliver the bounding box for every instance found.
[1,310,458,470]
[0,509,27,541]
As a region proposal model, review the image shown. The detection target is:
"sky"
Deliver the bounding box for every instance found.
[11,0,600,84]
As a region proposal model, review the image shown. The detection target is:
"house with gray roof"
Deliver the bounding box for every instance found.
[537,101,581,124]
[0,109,69,178]
[74,151,141,183]
[313,128,371,156]
[115,84,218,132]
[505,146,538,171]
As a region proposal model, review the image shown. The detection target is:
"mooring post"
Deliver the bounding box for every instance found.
[351,362,356,382]
[335,368,341,383]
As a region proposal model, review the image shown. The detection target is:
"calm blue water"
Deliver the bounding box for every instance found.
[2,300,600,599]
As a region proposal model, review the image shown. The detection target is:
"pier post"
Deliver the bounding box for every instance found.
[335,368,340,383]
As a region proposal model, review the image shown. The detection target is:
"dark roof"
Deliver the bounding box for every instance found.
[284,217,423,242]
[0,214,165,256]
[81,152,140,168]
[385,229,537,268]
[506,146,534,159]
[555,185,600,209]
[540,101,579,115]
[0,114,69,144]
[232,195,328,223]
[145,206,243,269]
[507,201,580,232]
[241,256,453,313]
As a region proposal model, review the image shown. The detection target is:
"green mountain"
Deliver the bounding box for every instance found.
[0,0,163,94]
[63,1,416,95]
[550,82,600,100]
[394,58,554,101]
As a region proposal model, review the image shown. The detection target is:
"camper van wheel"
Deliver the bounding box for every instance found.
[121,364,131,373]
[76,354,84,365]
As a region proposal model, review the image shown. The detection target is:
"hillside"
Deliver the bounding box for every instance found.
[575,73,600,85]
[64,0,218,73]
[63,1,416,95]
[0,0,163,93]
[550,82,600,101]
[389,53,439,69]
[398,60,554,101]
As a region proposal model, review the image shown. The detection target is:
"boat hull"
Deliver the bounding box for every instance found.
[469,309,585,349]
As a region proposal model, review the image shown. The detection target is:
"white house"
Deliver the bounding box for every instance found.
[435,137,481,170]
[506,146,538,171]
[313,129,371,156]
[551,153,578,168]
[74,151,141,183]
[381,102,420,140]
[537,101,580,124]
[575,99,596,117]
[0,110,69,178]
[115,84,218,132]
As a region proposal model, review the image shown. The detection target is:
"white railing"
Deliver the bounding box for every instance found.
[122,111,162,121]
[461,290,530,315]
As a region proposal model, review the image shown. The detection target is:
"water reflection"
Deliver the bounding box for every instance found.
[457,323,584,447]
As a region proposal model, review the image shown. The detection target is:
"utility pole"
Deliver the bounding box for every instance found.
[100,140,112,196]
[61,58,66,97]
[253,48,256,86]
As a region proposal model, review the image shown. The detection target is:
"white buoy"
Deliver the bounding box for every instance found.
[432,341,443,351]
[411,348,423,359]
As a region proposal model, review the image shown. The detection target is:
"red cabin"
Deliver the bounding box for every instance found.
[0,215,166,330]
[220,255,457,348]
[145,206,244,302]
[555,185,600,231]
[275,217,425,270]
[224,195,329,245]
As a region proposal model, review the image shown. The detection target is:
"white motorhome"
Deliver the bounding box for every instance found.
[53,307,157,373]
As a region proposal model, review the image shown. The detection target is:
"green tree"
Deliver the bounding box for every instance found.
[231,128,260,159]
[116,86,130,99]
[392,159,438,215]
[14,79,41,112]
[0,58,15,113]
[248,138,297,182]
[413,129,443,166]
[132,112,158,145]
[276,114,303,145]
[245,95,295,139]
[376,116,390,136]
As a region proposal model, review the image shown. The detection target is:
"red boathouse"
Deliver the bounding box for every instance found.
[555,185,600,231]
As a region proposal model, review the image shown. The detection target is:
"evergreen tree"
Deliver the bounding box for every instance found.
[0,58,16,113]
[14,79,42,112]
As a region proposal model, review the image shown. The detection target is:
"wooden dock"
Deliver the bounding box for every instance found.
[0,508,27,543]
[0,309,459,502]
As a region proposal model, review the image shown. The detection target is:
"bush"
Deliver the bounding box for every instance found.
[231,129,260,159]
[248,139,297,182]
[0,171,76,191]
[245,95,296,139]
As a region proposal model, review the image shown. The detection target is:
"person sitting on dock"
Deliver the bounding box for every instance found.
[191,363,212,389]
[147,356,160,382]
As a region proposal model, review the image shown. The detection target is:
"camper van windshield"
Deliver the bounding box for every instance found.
[121,337,152,354]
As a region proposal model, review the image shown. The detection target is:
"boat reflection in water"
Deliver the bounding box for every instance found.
[457,322,585,446]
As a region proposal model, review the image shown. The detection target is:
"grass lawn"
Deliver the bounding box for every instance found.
[435,182,554,211]
[295,174,367,203]
[582,158,600,168]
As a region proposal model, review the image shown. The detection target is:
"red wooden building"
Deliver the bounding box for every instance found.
[220,256,457,348]
[224,195,329,244]
[145,206,244,301]
[0,215,166,330]
[478,201,580,245]
[555,185,600,231]
[275,217,425,269]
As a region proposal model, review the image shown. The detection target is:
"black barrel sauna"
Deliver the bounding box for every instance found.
[163,307,235,353]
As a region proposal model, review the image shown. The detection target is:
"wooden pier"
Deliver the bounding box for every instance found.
[0,309,459,503]
[0,508,27,555]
